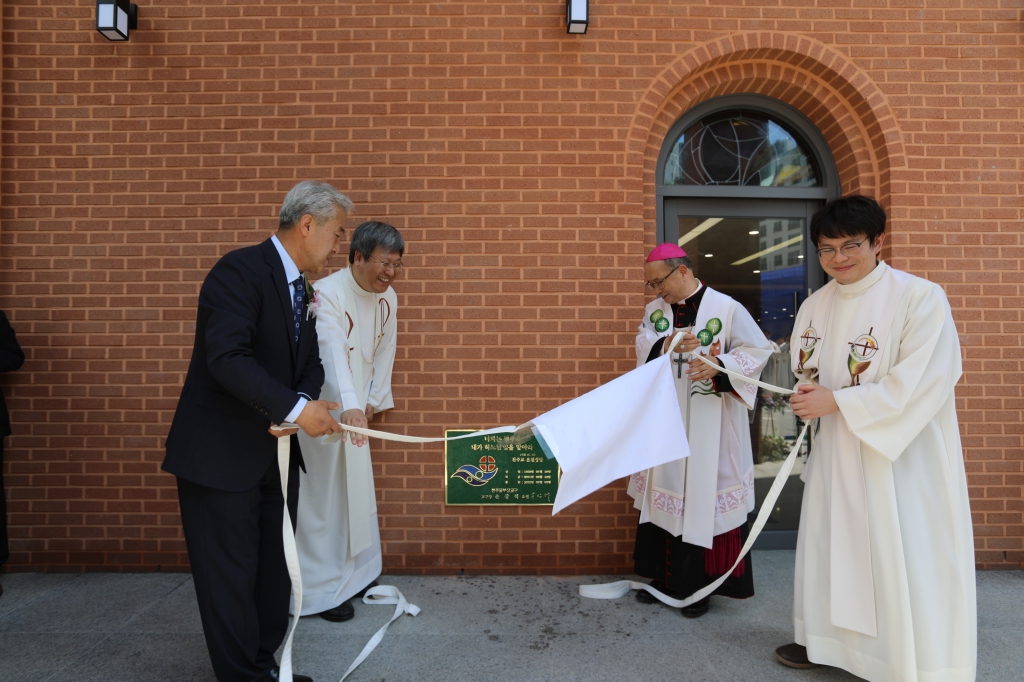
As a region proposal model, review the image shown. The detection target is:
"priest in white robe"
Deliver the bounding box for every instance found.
[776,195,976,682]
[293,221,403,622]
[627,242,773,618]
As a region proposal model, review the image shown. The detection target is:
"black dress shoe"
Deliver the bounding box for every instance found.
[318,599,355,622]
[775,643,819,669]
[635,581,674,604]
[269,666,313,682]
[680,595,710,618]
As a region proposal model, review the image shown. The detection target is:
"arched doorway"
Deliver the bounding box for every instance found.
[655,94,840,547]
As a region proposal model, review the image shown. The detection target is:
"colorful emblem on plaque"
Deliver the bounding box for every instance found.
[650,309,664,324]
[654,317,670,332]
[451,456,499,487]
[846,327,878,387]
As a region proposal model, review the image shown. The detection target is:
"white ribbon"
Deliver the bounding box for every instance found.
[275,436,421,682]
[273,340,805,638]
[580,421,808,607]
[580,339,805,607]
[337,586,420,682]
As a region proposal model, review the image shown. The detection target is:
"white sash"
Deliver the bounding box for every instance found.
[628,287,734,548]
[791,263,911,638]
[338,271,375,557]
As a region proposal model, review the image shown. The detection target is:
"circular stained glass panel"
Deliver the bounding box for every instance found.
[662,111,820,187]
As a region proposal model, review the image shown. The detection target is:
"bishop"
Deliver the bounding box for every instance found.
[628,243,773,618]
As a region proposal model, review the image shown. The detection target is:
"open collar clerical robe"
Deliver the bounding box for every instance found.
[292,268,398,616]
[628,285,773,548]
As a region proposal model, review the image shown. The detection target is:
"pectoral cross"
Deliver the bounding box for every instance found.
[674,353,687,378]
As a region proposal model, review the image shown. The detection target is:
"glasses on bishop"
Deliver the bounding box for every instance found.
[644,265,680,291]
[374,260,404,273]
[816,239,867,261]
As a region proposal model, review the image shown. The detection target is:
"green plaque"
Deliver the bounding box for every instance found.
[444,430,560,506]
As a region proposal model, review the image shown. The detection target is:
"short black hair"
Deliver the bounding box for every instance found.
[810,195,886,246]
[348,221,404,265]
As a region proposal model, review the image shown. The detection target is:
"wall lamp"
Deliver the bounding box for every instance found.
[97,0,138,42]
[567,0,588,34]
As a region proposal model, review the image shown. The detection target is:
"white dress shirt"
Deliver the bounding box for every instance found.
[271,234,308,423]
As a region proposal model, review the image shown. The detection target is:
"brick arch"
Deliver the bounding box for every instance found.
[628,32,906,238]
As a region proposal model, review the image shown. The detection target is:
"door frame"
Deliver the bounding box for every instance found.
[654,94,843,550]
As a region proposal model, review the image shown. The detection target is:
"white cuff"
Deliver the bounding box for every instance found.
[285,397,308,424]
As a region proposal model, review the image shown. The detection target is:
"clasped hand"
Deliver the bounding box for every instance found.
[661,331,720,382]
[789,384,839,420]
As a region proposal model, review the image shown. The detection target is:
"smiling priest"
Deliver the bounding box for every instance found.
[628,243,774,618]
[776,196,976,682]
[293,221,403,624]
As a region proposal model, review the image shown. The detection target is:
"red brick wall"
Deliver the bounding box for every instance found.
[1,1,1020,573]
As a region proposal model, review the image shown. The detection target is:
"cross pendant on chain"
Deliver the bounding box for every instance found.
[674,353,687,378]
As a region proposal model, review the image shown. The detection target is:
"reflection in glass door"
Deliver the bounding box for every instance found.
[664,199,822,541]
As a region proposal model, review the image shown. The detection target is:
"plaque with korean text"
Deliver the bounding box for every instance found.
[444,430,560,506]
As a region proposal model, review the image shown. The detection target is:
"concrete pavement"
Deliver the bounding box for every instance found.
[1,550,1020,681]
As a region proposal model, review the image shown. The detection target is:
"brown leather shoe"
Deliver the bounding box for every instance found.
[775,643,819,669]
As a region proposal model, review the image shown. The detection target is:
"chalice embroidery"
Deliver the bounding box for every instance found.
[798,323,819,370]
[847,327,879,387]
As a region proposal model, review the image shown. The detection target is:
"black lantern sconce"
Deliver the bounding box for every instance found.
[567,0,588,34]
[97,0,138,42]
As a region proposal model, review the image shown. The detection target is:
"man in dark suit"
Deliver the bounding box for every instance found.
[164,181,350,682]
[0,309,25,599]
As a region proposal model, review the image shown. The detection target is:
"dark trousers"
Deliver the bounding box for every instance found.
[0,439,8,566]
[177,450,300,682]
[633,519,755,600]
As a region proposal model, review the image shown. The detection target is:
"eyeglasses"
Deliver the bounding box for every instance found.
[816,239,868,261]
[373,260,404,273]
[644,265,680,290]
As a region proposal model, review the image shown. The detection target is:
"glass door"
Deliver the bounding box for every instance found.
[663,198,823,544]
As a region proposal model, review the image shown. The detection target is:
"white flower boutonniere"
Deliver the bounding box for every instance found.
[303,277,321,320]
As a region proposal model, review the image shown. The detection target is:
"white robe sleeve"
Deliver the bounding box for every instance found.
[367,291,397,412]
[314,282,362,413]
[833,281,962,462]
[716,303,774,409]
[635,307,665,369]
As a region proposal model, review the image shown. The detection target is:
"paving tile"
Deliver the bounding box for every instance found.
[542,633,719,682]
[0,573,82,622]
[0,632,106,681]
[284,630,400,682]
[382,634,559,682]
[977,628,1024,682]
[694,629,863,682]
[124,577,204,634]
[1,558,1021,682]
[0,573,191,634]
[976,569,1024,630]
[46,632,216,682]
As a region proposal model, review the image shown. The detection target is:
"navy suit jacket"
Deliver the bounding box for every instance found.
[163,239,325,491]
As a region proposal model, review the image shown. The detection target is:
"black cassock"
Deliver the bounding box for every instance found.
[634,284,754,601]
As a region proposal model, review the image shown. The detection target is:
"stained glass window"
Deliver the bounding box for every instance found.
[662,111,820,187]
